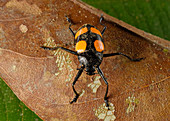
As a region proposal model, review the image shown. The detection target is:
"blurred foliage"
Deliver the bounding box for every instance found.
[83,0,170,40]
[0,78,42,121]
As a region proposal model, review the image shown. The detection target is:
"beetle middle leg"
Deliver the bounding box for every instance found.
[70,65,85,104]
[96,66,109,109]
[103,52,144,61]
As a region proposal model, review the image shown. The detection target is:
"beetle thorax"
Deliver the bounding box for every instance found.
[78,51,103,75]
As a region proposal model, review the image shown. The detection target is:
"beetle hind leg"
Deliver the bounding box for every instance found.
[70,65,85,104]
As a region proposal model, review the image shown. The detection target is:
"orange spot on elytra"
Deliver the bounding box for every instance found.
[94,40,104,52]
[75,27,88,39]
[75,40,87,53]
[90,27,102,37]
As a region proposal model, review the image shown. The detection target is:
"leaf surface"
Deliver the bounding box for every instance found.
[0,0,170,120]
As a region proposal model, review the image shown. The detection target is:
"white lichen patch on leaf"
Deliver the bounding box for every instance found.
[54,72,59,76]
[88,76,101,93]
[43,37,56,49]
[94,103,116,121]
[43,37,73,82]
[11,65,16,71]
[79,89,85,97]
[55,49,73,82]
[126,94,139,114]
[19,24,28,33]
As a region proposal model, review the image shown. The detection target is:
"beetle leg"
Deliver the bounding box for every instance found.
[70,65,85,104]
[40,46,78,56]
[77,62,83,70]
[100,14,107,35]
[103,52,144,61]
[65,16,75,37]
[96,66,109,109]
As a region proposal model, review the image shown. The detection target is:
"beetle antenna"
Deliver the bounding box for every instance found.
[100,14,107,35]
[65,15,75,37]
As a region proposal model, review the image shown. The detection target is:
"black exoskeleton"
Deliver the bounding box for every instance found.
[41,15,144,109]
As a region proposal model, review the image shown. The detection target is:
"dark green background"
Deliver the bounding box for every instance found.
[83,0,170,40]
[0,0,169,121]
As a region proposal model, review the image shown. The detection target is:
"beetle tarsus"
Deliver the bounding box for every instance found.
[131,57,145,61]
[100,14,104,23]
[65,15,71,23]
[70,94,79,104]
[103,52,145,62]
[104,97,110,110]
[40,46,58,50]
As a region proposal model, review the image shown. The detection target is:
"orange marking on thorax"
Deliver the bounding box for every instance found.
[75,27,88,39]
[94,40,104,52]
[90,27,102,37]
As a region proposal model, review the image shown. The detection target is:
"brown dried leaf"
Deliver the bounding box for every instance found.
[0,0,170,120]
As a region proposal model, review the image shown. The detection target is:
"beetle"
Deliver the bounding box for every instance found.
[41,15,144,108]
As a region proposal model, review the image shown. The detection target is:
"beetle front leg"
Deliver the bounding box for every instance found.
[40,46,78,56]
[96,66,109,109]
[70,65,85,104]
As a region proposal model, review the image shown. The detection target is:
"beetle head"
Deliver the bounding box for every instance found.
[86,66,95,75]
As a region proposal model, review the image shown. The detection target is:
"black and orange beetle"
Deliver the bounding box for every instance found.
[41,15,144,108]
